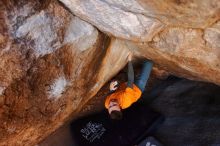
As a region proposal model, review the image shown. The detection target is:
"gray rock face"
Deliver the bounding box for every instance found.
[204,21,220,52]
[59,0,220,41]
[64,17,98,51]
[16,11,62,57]
[59,0,164,42]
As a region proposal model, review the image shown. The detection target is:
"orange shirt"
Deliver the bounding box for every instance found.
[105,83,142,110]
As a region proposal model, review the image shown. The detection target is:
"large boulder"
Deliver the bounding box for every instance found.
[0,0,129,145]
[59,0,220,84]
[0,0,219,145]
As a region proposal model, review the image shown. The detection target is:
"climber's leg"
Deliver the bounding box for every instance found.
[135,60,153,92]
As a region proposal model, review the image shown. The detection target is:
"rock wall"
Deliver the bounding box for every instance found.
[0,0,219,145]
[60,0,220,84]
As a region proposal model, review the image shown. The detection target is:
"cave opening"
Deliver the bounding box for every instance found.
[40,64,220,146]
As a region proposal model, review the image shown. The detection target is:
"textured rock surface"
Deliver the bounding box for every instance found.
[0,1,129,145]
[59,0,165,42]
[0,0,219,145]
[133,26,220,84]
[60,0,220,84]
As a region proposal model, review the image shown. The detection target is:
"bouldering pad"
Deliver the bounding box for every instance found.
[71,103,164,146]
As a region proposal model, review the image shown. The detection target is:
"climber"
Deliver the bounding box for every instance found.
[105,53,153,120]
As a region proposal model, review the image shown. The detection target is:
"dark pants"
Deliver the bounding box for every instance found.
[135,60,153,92]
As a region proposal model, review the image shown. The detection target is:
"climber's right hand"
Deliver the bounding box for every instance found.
[110,80,119,91]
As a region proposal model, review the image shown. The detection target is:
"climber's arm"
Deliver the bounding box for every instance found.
[127,54,134,88]
[104,80,119,108]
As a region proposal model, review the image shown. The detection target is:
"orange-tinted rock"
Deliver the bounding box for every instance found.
[0,1,130,145]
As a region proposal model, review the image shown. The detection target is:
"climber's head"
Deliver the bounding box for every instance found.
[108,99,122,120]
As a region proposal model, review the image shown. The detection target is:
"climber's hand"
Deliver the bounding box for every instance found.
[127,53,132,61]
[110,80,119,91]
